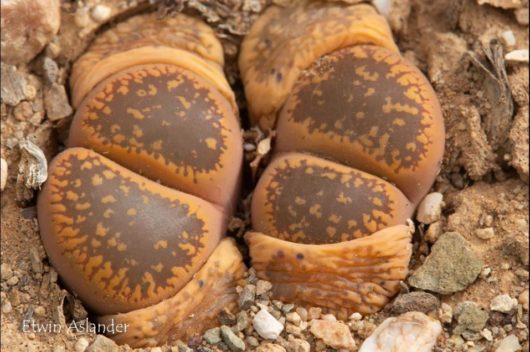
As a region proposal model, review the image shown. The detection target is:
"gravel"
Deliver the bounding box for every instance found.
[43,83,73,121]
[238,284,256,309]
[416,192,444,224]
[390,291,441,315]
[203,327,221,344]
[220,325,245,352]
[309,319,355,350]
[453,301,489,335]
[74,337,90,352]
[253,309,284,340]
[438,303,453,324]
[256,280,273,296]
[475,227,495,240]
[495,334,522,352]
[490,294,518,313]
[1,63,32,106]
[85,334,119,352]
[408,232,483,294]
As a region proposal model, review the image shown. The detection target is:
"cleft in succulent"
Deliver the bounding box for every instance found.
[37,12,245,347]
[239,0,398,129]
[240,0,445,319]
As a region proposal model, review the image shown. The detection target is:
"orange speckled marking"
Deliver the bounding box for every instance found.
[37,148,225,315]
[252,153,413,243]
[69,64,242,210]
[239,0,398,129]
[99,238,246,348]
[276,46,445,204]
[242,1,445,319]
[37,11,245,347]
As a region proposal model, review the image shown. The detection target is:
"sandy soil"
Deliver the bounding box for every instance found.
[0,0,528,351]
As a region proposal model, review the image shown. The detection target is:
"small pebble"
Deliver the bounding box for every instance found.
[349,312,363,321]
[203,327,221,344]
[295,307,308,322]
[481,267,492,279]
[177,342,193,352]
[34,306,45,317]
[359,312,441,352]
[518,290,528,310]
[255,343,286,352]
[491,294,518,313]
[408,232,483,294]
[6,275,19,286]
[44,83,73,121]
[257,137,271,155]
[91,5,112,23]
[500,30,516,47]
[310,319,355,350]
[286,337,310,352]
[74,337,90,352]
[481,214,494,227]
[424,221,443,244]
[416,192,444,224]
[462,330,481,341]
[281,303,295,314]
[253,309,284,340]
[219,310,237,326]
[85,334,119,352]
[481,328,493,341]
[391,291,440,315]
[475,227,495,240]
[2,301,12,314]
[1,63,29,106]
[220,325,245,352]
[239,284,256,309]
[505,49,529,63]
[308,307,321,320]
[438,303,453,324]
[454,301,489,335]
[256,280,273,296]
[29,247,43,274]
[243,143,256,152]
[286,312,301,326]
[0,158,7,191]
[13,101,33,121]
[246,336,259,347]
[236,311,250,331]
[321,314,336,322]
[495,334,522,352]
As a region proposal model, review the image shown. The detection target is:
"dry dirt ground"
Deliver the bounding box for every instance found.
[0,0,528,351]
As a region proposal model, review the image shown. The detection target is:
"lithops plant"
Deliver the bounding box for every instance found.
[37,13,245,347]
[240,0,445,318]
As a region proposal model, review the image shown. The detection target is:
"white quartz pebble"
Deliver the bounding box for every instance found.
[359,312,442,352]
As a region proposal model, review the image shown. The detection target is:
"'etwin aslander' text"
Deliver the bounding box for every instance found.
[22,318,127,334]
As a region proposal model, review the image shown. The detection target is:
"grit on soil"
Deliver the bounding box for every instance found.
[0,0,528,351]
